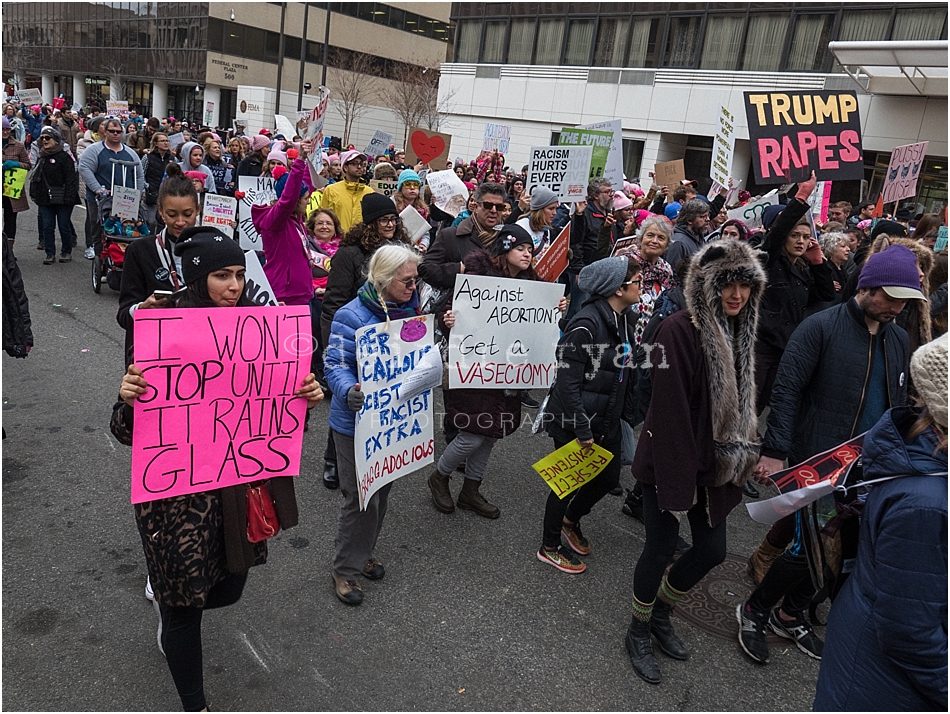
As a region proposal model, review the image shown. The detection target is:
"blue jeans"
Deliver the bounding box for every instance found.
[39,204,77,256]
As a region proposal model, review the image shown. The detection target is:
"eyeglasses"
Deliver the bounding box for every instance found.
[395,276,418,288]
[105,129,123,134]
[622,279,642,287]
[348,159,368,166]
[376,216,397,225]
[480,201,505,212]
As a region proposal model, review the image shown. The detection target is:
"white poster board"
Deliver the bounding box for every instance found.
[711,105,736,186]
[236,175,276,250]
[364,129,393,157]
[400,204,430,246]
[482,123,511,154]
[726,189,779,230]
[354,316,438,510]
[274,114,296,140]
[448,274,563,390]
[370,180,399,197]
[15,88,43,105]
[425,170,468,217]
[106,100,130,120]
[580,119,624,189]
[111,185,141,220]
[306,86,331,178]
[201,194,237,229]
[166,132,186,150]
[242,250,279,306]
[525,146,593,202]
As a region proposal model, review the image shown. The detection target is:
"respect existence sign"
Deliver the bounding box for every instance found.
[130,306,313,504]
[525,146,593,202]
[448,274,563,389]
[354,316,438,510]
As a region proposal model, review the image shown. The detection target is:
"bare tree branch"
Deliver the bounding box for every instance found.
[381,62,456,145]
[327,50,379,146]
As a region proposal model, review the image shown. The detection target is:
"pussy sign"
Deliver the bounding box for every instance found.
[130,306,312,504]
[744,91,863,184]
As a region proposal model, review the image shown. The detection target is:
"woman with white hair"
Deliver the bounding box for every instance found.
[324,243,425,607]
[806,231,851,316]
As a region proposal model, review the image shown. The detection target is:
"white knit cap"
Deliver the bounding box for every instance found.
[910,333,948,429]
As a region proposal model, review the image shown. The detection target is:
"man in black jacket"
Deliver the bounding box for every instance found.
[737,244,922,666]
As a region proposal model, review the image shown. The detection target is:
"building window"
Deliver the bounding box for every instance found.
[700,15,745,70]
[482,21,507,63]
[223,25,244,56]
[507,18,536,64]
[564,19,594,66]
[742,14,789,72]
[622,138,644,183]
[892,8,947,40]
[664,16,701,68]
[838,12,891,42]
[786,14,834,72]
[534,18,565,65]
[456,20,481,63]
[628,18,659,68]
[593,17,630,67]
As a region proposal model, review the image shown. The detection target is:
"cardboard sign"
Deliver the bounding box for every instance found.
[533,441,614,499]
[525,146,593,202]
[712,105,737,186]
[204,101,214,126]
[364,130,394,158]
[294,110,310,136]
[448,274,563,389]
[726,190,779,230]
[369,180,399,197]
[274,114,296,140]
[707,179,742,207]
[580,119,624,189]
[406,127,451,167]
[106,100,130,120]
[936,226,948,252]
[237,175,276,251]
[534,224,570,283]
[242,250,279,307]
[111,184,141,221]
[482,123,511,154]
[425,170,468,217]
[559,127,611,182]
[130,306,312,504]
[744,91,863,184]
[201,194,237,229]
[232,119,248,135]
[354,317,437,510]
[2,168,27,199]
[14,88,43,105]
[882,141,929,204]
[167,132,186,150]
[654,159,685,189]
[400,204,430,246]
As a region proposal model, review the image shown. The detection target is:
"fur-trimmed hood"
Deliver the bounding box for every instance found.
[868,235,933,349]
[685,240,767,487]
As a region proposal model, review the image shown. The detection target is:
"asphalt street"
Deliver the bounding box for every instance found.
[3,209,821,711]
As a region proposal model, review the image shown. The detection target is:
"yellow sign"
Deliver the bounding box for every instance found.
[532,441,614,499]
[2,168,27,200]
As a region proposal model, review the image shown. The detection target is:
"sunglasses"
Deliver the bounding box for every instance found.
[105,129,123,134]
[401,181,420,189]
[395,276,418,288]
[480,201,505,212]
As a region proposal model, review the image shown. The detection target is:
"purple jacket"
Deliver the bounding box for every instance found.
[251,159,313,306]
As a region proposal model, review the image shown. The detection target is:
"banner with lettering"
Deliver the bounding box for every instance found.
[354,316,438,510]
[744,91,863,184]
[882,141,929,204]
[711,105,737,186]
[579,119,624,189]
[533,441,614,499]
[237,175,276,250]
[534,224,569,282]
[448,274,563,389]
[201,194,237,230]
[130,306,313,504]
[726,189,779,230]
[525,146,593,203]
[558,127,611,181]
[482,123,511,154]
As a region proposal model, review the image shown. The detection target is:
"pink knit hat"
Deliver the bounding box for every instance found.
[250,135,270,152]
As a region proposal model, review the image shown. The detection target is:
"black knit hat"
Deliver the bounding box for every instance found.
[362,192,398,225]
[490,224,534,256]
[174,227,246,285]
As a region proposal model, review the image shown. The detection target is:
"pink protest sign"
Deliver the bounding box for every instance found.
[130,306,313,504]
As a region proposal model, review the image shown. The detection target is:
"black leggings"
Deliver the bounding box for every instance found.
[2,197,17,243]
[632,483,727,604]
[747,551,814,619]
[541,437,621,549]
[159,571,248,711]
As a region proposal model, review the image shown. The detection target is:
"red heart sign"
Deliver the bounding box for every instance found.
[410,131,446,164]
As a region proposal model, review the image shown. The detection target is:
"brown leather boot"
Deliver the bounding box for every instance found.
[427,469,455,513]
[456,478,500,519]
[747,539,785,585]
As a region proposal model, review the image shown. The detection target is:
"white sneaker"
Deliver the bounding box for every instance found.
[144,576,154,601]
[153,598,165,657]
[84,246,95,260]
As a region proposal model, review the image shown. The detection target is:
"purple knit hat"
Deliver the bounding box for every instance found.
[857,244,925,301]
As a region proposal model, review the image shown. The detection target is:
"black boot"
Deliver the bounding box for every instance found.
[743,481,760,498]
[650,600,689,660]
[622,483,644,520]
[625,619,661,684]
[322,461,339,490]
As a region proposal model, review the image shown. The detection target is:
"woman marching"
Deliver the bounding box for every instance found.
[625,239,766,685]
[114,227,324,711]
[29,126,80,264]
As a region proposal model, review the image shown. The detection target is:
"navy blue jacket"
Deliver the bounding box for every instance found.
[814,407,947,712]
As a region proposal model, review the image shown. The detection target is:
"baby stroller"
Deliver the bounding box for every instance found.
[92,159,151,293]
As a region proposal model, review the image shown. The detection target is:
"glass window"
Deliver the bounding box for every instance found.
[892,9,947,40]
[665,16,701,67]
[741,14,788,71]
[208,16,224,52]
[456,20,481,63]
[622,138,644,183]
[307,40,323,64]
[786,14,833,71]
[593,17,630,67]
[700,15,744,70]
[264,30,281,63]
[389,7,406,31]
[285,35,302,59]
[628,18,660,68]
[837,12,890,42]
[223,25,243,55]
[244,26,265,61]
[534,18,565,65]
[564,19,594,66]
[507,18,536,64]
[482,21,506,63]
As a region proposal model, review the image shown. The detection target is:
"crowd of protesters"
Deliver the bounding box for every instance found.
[4,96,946,712]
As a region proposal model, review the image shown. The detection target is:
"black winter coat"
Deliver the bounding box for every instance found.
[320,243,371,348]
[28,148,80,207]
[762,297,910,465]
[569,202,605,272]
[418,217,484,291]
[545,296,638,444]
[2,239,33,357]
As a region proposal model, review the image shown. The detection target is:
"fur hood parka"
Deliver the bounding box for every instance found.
[632,240,766,525]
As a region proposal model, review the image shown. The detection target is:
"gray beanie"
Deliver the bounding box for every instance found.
[578,256,629,298]
[529,186,559,211]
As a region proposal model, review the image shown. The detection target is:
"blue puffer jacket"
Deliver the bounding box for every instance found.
[814,406,947,712]
[324,296,377,436]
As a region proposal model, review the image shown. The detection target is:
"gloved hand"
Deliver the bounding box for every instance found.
[346,384,365,411]
[794,170,818,203]
[804,238,824,265]
[2,160,19,172]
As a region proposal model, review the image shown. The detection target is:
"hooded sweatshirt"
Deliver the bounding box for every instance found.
[178,141,216,193]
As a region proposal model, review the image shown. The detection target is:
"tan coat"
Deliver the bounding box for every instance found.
[2,139,31,212]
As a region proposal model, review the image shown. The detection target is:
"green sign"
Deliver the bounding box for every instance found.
[558,127,612,182]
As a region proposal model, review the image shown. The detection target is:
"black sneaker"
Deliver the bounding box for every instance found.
[736,602,770,664]
[43,254,55,265]
[769,611,823,660]
[520,390,540,408]
[621,488,643,520]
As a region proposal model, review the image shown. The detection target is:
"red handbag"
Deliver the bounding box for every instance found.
[245,481,280,543]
